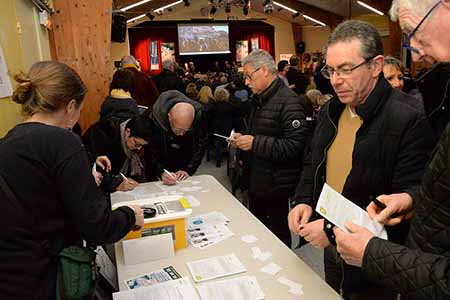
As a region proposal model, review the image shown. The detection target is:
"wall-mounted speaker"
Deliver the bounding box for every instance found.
[111,13,127,43]
[296,41,306,54]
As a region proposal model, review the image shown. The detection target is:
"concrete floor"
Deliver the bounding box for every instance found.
[196,154,325,280]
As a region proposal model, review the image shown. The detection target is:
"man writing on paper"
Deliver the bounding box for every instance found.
[287,20,434,299]
[333,1,450,299]
[145,90,207,185]
[231,49,310,246]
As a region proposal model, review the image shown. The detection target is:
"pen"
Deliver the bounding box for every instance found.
[372,198,386,210]
[119,172,128,182]
[163,169,180,184]
[213,133,229,140]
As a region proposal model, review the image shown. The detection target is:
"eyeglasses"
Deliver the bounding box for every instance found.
[244,67,262,81]
[402,1,441,54]
[320,57,375,79]
[172,127,192,135]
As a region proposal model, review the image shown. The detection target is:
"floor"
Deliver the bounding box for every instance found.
[196,153,325,280]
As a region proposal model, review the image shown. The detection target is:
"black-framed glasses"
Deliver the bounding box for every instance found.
[244,66,262,81]
[402,1,441,54]
[320,57,375,80]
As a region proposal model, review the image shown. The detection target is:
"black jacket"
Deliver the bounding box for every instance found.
[0,123,135,299]
[245,77,311,200]
[362,123,450,300]
[293,77,434,291]
[153,69,184,94]
[145,90,207,179]
[99,95,139,121]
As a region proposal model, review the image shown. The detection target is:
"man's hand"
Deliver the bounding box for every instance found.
[235,135,254,151]
[161,171,177,185]
[128,205,144,231]
[96,156,112,172]
[92,171,103,186]
[367,193,414,226]
[229,132,242,148]
[175,170,189,181]
[334,221,375,267]
[288,204,313,235]
[116,176,138,191]
[299,219,330,248]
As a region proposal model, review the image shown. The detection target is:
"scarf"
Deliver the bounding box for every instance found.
[120,119,144,179]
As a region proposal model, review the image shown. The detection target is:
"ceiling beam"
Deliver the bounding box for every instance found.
[280,0,343,27]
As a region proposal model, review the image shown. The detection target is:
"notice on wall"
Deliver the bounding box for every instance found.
[0,46,13,98]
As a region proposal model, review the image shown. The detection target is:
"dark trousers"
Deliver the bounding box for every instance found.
[249,195,291,247]
[324,246,398,300]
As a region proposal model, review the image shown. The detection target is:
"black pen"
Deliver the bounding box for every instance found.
[372,197,386,210]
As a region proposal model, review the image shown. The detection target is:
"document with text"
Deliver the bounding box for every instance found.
[316,184,387,239]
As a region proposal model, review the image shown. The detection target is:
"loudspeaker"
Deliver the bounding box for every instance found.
[296,41,306,54]
[111,13,127,43]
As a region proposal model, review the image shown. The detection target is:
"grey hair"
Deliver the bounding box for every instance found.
[326,20,383,60]
[242,49,277,74]
[121,55,138,66]
[162,60,174,70]
[384,56,404,72]
[390,0,436,21]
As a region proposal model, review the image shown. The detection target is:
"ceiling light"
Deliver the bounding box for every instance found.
[126,14,146,23]
[272,1,296,14]
[154,0,183,14]
[356,1,384,16]
[303,14,326,26]
[120,0,152,12]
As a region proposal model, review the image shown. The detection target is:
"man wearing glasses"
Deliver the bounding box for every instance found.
[288,20,434,299]
[146,90,207,185]
[332,1,450,299]
[231,49,311,247]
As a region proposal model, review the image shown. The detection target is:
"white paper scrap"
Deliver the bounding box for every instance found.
[181,186,203,192]
[251,247,262,259]
[191,181,201,185]
[241,234,258,243]
[277,276,304,295]
[184,195,201,207]
[187,254,246,282]
[196,276,264,300]
[261,262,282,275]
[251,246,272,261]
[316,183,388,239]
[201,189,211,193]
[112,277,199,300]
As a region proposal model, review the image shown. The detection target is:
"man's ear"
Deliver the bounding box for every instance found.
[372,55,385,78]
[442,0,450,9]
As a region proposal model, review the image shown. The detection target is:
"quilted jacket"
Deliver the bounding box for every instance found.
[363,123,450,300]
[246,77,311,200]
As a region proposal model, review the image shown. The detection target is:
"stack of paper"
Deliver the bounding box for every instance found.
[113,278,199,300]
[124,266,181,290]
[197,276,265,300]
[187,211,233,249]
[187,254,246,283]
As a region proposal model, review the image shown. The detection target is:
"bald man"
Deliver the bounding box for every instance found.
[146,90,207,185]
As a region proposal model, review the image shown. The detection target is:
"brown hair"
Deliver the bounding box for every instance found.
[12,61,87,116]
[198,86,214,104]
[214,88,230,103]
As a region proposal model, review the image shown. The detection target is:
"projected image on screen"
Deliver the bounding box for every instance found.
[178,24,230,55]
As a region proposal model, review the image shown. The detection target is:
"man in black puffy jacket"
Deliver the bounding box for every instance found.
[231,49,311,246]
[331,1,450,299]
[288,20,434,299]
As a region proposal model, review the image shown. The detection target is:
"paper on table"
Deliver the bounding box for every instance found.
[187,254,246,282]
[125,266,181,290]
[251,246,272,262]
[95,246,118,290]
[241,234,258,243]
[261,262,282,276]
[277,277,304,296]
[113,277,199,300]
[196,276,264,300]
[316,184,388,239]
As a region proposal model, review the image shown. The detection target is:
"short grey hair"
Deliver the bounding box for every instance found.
[390,0,436,21]
[326,20,383,60]
[242,49,277,74]
[121,55,138,66]
[162,60,174,70]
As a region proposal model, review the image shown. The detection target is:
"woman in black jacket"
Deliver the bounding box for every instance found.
[0,61,143,299]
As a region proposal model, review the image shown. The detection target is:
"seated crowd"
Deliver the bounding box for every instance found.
[2,1,450,298]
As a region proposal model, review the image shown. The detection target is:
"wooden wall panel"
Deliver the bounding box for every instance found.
[50,0,112,131]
